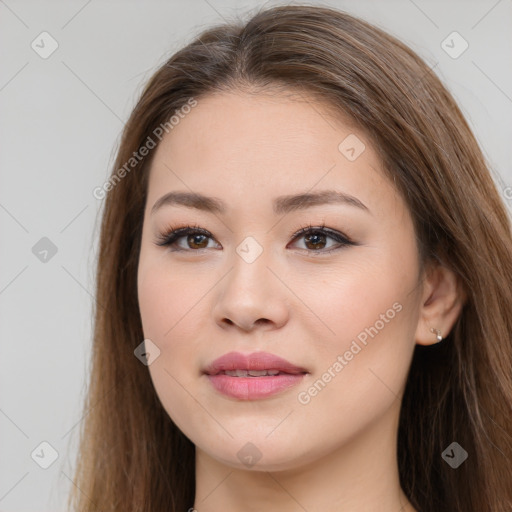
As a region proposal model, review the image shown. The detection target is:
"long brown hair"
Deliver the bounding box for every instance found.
[69,4,512,511]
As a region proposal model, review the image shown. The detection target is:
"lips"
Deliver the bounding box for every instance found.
[203,351,308,376]
[204,351,308,400]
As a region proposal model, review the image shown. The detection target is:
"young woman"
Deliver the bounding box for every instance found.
[70,4,512,511]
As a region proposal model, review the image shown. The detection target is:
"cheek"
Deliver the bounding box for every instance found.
[138,261,210,433]
[293,247,421,427]
[137,259,206,414]
[138,257,205,341]
[291,296,417,455]
[292,253,417,356]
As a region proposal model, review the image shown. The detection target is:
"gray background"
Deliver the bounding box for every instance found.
[1,0,511,510]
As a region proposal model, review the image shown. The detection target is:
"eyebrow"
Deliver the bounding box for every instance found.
[150,189,370,216]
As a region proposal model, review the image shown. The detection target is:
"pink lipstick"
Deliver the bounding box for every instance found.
[204,351,308,400]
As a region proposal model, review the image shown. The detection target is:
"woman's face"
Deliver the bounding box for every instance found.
[137,90,424,471]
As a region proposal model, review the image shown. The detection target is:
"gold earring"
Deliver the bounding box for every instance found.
[430,327,443,343]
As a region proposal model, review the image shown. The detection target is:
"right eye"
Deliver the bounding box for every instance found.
[155,225,220,251]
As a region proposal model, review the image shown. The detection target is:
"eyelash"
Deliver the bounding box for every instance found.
[155,222,356,255]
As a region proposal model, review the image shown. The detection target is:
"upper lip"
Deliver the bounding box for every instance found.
[204,351,308,375]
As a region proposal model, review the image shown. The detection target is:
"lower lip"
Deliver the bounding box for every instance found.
[206,373,306,400]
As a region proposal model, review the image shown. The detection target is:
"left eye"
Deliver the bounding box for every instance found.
[155,225,354,254]
[291,228,352,252]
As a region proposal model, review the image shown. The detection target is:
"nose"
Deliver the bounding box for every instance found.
[212,250,290,333]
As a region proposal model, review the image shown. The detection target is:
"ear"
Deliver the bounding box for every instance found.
[415,263,466,346]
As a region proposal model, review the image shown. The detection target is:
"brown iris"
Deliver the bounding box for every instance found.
[187,234,209,249]
[304,231,327,250]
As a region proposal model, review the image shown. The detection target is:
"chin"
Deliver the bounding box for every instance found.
[197,431,319,473]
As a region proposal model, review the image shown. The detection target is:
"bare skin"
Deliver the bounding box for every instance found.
[137,90,463,512]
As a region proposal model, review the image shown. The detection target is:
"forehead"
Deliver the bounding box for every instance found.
[154,90,362,169]
[146,91,401,219]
